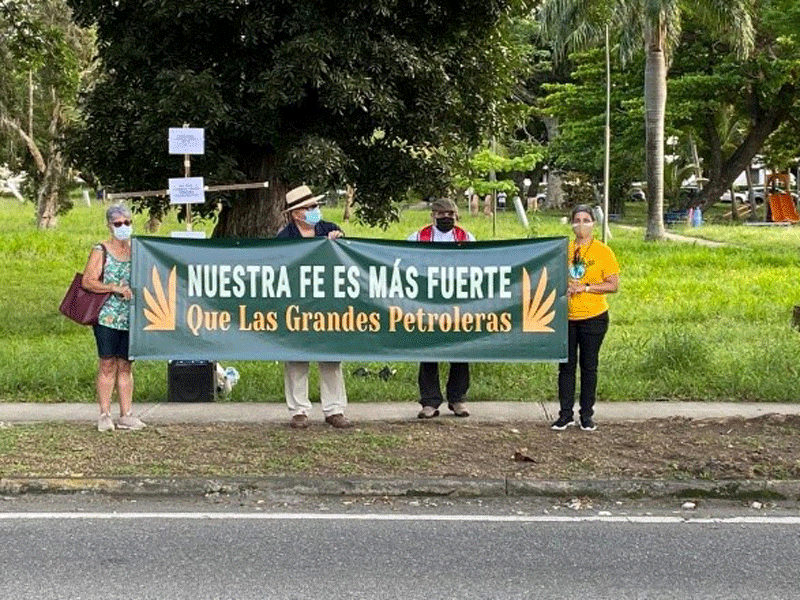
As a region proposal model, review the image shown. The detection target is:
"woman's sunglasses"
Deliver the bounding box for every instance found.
[111,220,131,227]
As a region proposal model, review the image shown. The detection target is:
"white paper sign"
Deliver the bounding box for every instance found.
[168,128,205,155]
[169,230,206,239]
[169,177,205,205]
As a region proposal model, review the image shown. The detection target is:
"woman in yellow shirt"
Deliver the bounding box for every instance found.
[551,205,620,432]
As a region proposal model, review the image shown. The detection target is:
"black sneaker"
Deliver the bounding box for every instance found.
[580,416,597,431]
[550,416,575,430]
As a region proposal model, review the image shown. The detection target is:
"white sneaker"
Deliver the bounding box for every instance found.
[417,406,439,419]
[117,414,146,430]
[97,413,115,432]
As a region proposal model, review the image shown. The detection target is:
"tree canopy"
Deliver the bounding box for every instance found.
[0,0,95,227]
[67,0,533,236]
[669,0,800,209]
[539,0,754,239]
[540,47,646,214]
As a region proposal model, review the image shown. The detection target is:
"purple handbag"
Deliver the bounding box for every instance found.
[59,245,110,326]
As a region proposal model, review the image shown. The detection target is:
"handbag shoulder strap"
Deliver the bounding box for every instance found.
[92,243,107,282]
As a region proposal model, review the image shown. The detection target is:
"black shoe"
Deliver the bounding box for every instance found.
[580,416,596,431]
[550,415,575,430]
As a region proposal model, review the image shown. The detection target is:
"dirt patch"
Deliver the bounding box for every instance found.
[1,414,799,480]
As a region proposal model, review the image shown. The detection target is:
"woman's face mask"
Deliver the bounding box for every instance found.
[303,207,322,225]
[113,225,132,241]
[571,221,594,238]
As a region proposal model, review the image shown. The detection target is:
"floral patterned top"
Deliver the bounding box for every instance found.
[95,243,131,331]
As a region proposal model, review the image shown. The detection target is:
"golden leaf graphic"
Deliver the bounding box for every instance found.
[143,266,176,331]
[522,267,556,332]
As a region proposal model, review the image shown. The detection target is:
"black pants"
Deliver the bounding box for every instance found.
[418,362,469,408]
[558,312,609,419]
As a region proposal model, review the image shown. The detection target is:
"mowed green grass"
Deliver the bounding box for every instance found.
[1,196,799,403]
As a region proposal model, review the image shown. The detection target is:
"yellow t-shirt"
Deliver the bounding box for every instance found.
[567,238,619,320]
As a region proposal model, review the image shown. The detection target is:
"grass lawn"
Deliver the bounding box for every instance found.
[1,196,799,403]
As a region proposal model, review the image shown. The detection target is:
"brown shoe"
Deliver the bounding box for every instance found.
[448,402,470,417]
[290,414,309,429]
[325,413,352,428]
[417,406,439,419]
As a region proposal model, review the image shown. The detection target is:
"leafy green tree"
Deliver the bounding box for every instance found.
[668,1,800,210]
[539,0,753,240]
[455,144,544,199]
[0,0,95,228]
[67,0,532,237]
[540,47,647,215]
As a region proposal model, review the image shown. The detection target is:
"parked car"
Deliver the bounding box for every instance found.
[682,186,760,205]
[720,190,747,204]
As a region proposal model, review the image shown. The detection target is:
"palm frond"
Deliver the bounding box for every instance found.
[691,0,755,58]
[539,0,610,61]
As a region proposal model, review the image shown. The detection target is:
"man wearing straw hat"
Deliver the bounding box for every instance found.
[276,185,350,429]
[407,198,475,419]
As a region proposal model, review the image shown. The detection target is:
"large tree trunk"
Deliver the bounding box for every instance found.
[541,116,564,209]
[643,24,667,241]
[212,149,286,238]
[2,98,66,229]
[36,104,66,229]
[342,184,355,221]
[699,83,796,211]
[36,150,63,229]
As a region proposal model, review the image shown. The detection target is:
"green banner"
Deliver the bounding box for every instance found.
[130,236,568,362]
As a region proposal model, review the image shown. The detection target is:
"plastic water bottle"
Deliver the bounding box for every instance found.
[691,206,702,227]
[224,366,240,386]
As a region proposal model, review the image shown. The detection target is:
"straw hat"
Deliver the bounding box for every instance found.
[284,185,325,212]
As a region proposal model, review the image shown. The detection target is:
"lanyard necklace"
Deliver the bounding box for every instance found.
[573,238,594,265]
[570,238,594,280]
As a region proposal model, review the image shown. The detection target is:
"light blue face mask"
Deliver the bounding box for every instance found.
[303,207,322,225]
[113,224,133,241]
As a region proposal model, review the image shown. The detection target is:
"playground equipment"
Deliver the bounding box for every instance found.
[767,173,799,223]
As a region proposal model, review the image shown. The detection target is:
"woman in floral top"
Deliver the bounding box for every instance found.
[82,205,145,432]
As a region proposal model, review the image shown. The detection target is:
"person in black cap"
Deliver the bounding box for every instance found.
[406,198,475,243]
[407,198,475,419]
[276,185,350,429]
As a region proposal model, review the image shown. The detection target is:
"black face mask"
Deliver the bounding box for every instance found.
[436,217,455,232]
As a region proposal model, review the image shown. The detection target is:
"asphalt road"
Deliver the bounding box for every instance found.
[1,496,799,599]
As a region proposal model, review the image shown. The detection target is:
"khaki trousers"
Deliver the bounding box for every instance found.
[283,361,347,417]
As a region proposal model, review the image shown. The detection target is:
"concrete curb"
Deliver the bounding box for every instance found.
[2,476,799,501]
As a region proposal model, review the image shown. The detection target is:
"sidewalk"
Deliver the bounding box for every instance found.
[2,400,800,425]
[614,224,730,247]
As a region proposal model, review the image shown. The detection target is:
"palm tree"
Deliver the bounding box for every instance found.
[539,0,754,240]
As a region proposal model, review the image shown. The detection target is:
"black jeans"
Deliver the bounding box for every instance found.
[418,362,470,408]
[558,312,609,419]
